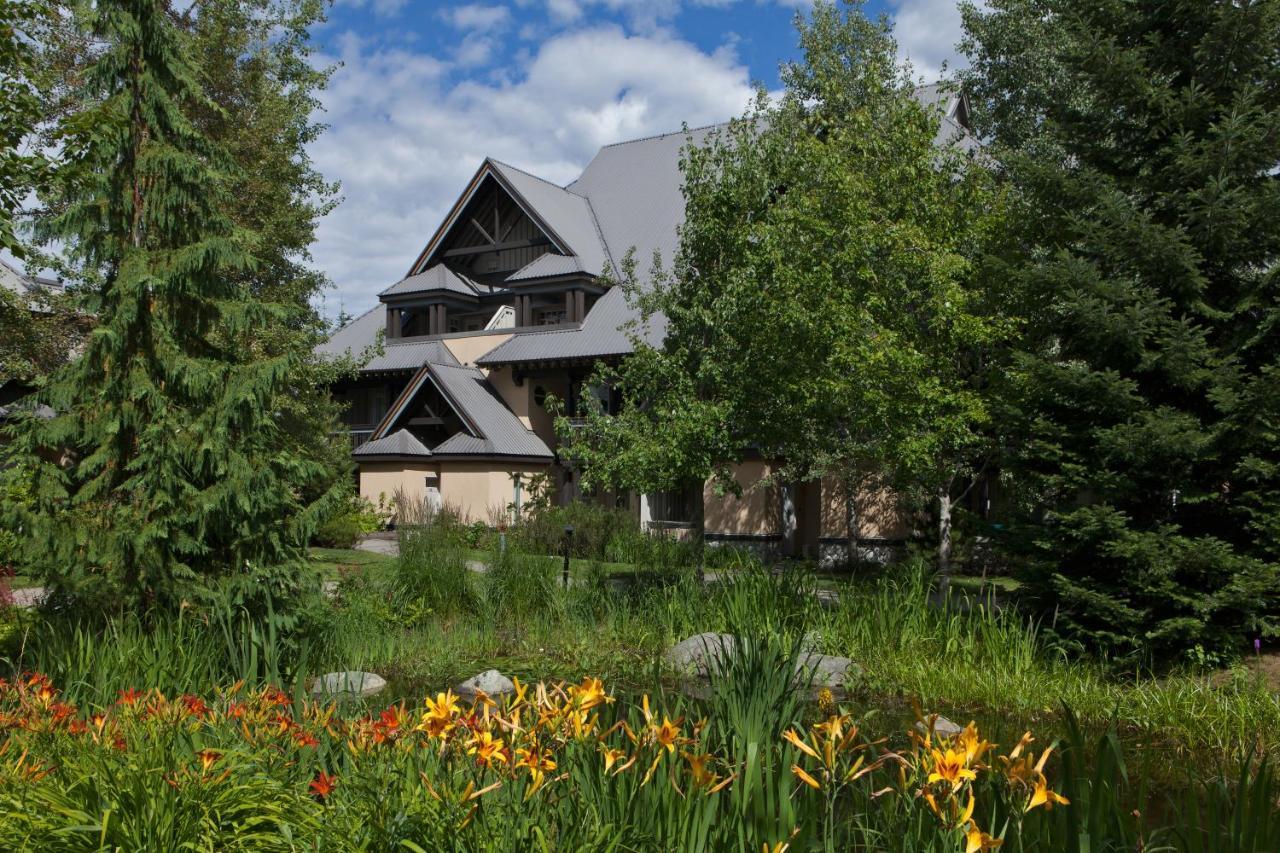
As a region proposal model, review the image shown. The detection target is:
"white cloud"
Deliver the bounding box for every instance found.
[441,4,512,31]
[334,0,409,19]
[888,0,978,83]
[309,26,756,318]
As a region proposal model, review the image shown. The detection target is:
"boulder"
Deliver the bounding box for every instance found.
[455,669,515,700]
[664,633,737,677]
[795,653,860,689]
[311,671,386,701]
[915,714,964,739]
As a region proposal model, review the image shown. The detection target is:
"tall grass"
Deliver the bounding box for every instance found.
[818,559,1280,764]
[394,494,476,618]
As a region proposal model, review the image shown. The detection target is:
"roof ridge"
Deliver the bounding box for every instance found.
[595,121,727,151]
[487,157,585,197]
[336,303,381,329]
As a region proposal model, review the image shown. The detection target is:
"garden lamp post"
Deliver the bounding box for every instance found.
[563,524,574,588]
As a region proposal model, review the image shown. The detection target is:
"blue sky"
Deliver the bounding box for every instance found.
[298,1,976,318]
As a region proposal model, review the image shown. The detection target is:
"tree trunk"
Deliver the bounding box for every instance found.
[780,482,797,559]
[691,480,706,584]
[937,485,953,596]
[844,477,859,570]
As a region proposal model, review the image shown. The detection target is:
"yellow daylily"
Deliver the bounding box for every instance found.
[782,727,820,760]
[1026,775,1070,812]
[791,764,822,790]
[654,717,681,753]
[928,747,978,789]
[965,821,1004,852]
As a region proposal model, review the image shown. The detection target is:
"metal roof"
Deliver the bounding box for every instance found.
[428,362,553,458]
[362,339,460,373]
[314,305,384,359]
[328,84,978,371]
[488,160,612,279]
[380,265,486,299]
[475,287,664,366]
[353,429,432,458]
[505,253,591,282]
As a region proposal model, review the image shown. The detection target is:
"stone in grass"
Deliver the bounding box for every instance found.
[455,669,515,701]
[794,653,860,689]
[311,671,387,701]
[664,633,738,678]
[915,714,964,739]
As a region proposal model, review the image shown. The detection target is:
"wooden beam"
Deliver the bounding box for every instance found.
[442,238,550,258]
[469,217,496,244]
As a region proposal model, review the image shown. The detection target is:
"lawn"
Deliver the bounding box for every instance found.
[308,546,397,580]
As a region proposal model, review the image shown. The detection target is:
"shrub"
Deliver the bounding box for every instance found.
[312,490,382,549]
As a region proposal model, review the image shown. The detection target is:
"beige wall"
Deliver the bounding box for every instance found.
[360,462,437,509]
[361,459,551,524]
[818,475,911,540]
[438,461,550,523]
[704,460,781,536]
[442,332,512,368]
[483,367,566,449]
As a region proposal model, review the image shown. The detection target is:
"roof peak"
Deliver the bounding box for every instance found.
[486,157,582,196]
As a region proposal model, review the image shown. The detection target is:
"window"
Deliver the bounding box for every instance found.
[649,485,699,525]
[535,307,566,326]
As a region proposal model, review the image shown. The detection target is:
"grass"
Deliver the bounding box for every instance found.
[307,546,396,581]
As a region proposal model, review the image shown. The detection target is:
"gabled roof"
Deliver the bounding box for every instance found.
[505,253,592,282]
[487,160,612,278]
[381,265,487,299]
[353,428,431,459]
[405,159,610,280]
[372,360,553,460]
[363,339,460,372]
[326,84,979,369]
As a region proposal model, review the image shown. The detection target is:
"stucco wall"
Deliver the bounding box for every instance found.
[442,332,513,368]
[483,367,535,432]
[360,463,437,509]
[818,476,911,540]
[704,460,780,536]
[437,461,550,523]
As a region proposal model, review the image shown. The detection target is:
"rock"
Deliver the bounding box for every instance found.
[455,669,514,700]
[915,714,963,739]
[794,653,860,689]
[311,671,386,701]
[664,633,737,677]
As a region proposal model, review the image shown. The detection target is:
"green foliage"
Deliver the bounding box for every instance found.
[312,490,381,549]
[561,3,1008,575]
[394,508,477,621]
[485,541,558,623]
[960,0,1280,661]
[0,0,345,612]
[0,0,48,256]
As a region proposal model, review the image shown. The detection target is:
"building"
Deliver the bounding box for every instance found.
[320,86,975,563]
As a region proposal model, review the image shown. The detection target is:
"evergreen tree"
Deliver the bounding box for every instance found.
[961,0,1280,662]
[2,0,343,610]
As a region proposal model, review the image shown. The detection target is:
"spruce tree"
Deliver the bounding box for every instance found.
[3,0,341,610]
[961,0,1280,662]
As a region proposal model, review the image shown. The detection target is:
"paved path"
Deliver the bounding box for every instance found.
[9,586,44,608]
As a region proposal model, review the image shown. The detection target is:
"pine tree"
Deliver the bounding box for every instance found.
[2,0,341,610]
[961,0,1280,662]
